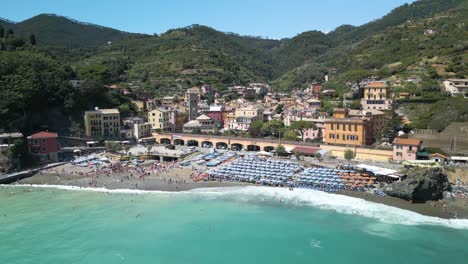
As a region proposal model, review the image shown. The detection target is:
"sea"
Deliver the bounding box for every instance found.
[1,185,468,264]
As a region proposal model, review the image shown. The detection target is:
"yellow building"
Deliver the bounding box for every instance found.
[349,109,385,137]
[324,109,373,146]
[148,108,171,132]
[84,109,121,138]
[235,105,264,120]
[361,82,393,110]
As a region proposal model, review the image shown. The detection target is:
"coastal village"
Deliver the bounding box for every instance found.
[3,1,468,262]
[1,75,468,217]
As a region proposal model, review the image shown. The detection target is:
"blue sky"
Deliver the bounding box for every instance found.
[2,0,415,39]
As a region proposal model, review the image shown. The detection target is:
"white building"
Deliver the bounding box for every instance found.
[134,123,151,140]
[443,79,468,96]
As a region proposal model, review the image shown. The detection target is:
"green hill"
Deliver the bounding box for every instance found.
[0,14,140,48]
[274,0,468,90]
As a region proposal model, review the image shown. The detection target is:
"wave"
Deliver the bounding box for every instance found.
[190,186,468,230]
[3,184,468,230]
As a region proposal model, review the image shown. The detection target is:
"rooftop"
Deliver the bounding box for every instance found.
[365,82,386,88]
[392,138,422,146]
[291,146,321,155]
[0,132,23,138]
[86,109,120,114]
[28,131,58,139]
[196,114,212,121]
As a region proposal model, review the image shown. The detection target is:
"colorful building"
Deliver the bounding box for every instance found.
[84,109,121,138]
[27,132,59,163]
[324,109,373,146]
[360,82,393,110]
[183,114,217,134]
[392,138,423,161]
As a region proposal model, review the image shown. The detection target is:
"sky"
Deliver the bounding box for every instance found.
[1,0,416,39]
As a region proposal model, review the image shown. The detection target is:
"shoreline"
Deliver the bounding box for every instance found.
[7,171,468,220]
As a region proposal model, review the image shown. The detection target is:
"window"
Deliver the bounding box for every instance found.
[42,138,46,143]
[343,124,346,131]
[409,146,413,151]
[42,146,46,151]
[331,123,334,130]
[354,124,357,132]
[337,123,340,130]
[396,152,402,157]
[342,134,345,140]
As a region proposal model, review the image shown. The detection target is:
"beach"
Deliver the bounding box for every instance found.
[12,159,468,220]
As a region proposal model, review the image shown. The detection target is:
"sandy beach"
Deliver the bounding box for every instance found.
[9,157,468,220]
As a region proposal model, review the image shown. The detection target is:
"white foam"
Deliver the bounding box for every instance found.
[190,186,468,230]
[4,184,468,230]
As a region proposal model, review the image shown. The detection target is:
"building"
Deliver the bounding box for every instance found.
[360,82,393,110]
[392,138,423,161]
[120,127,134,139]
[349,109,385,138]
[183,114,217,134]
[186,88,200,121]
[429,153,448,164]
[235,105,264,121]
[84,109,121,138]
[134,123,151,140]
[27,132,59,163]
[228,116,262,131]
[0,132,23,152]
[148,108,171,132]
[161,96,178,105]
[223,111,236,130]
[145,99,159,111]
[122,117,145,126]
[443,79,468,96]
[204,105,225,129]
[324,109,373,146]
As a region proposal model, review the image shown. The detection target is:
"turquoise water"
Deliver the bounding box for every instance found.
[1,186,468,264]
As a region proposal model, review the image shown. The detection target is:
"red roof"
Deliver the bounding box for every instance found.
[392,138,422,146]
[291,147,321,155]
[366,82,386,88]
[29,132,58,138]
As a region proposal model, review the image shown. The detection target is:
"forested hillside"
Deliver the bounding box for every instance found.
[0,0,467,134]
[0,14,140,48]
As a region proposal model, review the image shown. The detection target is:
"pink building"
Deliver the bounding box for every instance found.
[204,105,225,129]
[27,132,59,163]
[392,138,423,161]
[302,121,325,142]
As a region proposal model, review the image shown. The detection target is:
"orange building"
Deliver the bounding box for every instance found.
[324,109,373,146]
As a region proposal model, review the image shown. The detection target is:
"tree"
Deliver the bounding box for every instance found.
[343,69,370,97]
[249,120,264,138]
[381,107,403,143]
[0,25,4,39]
[262,120,284,137]
[293,152,301,161]
[275,145,286,157]
[124,145,131,155]
[314,152,322,161]
[290,121,317,141]
[105,142,122,153]
[275,104,284,114]
[344,149,355,161]
[29,34,36,46]
[165,144,175,150]
[283,130,299,141]
[146,145,153,153]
